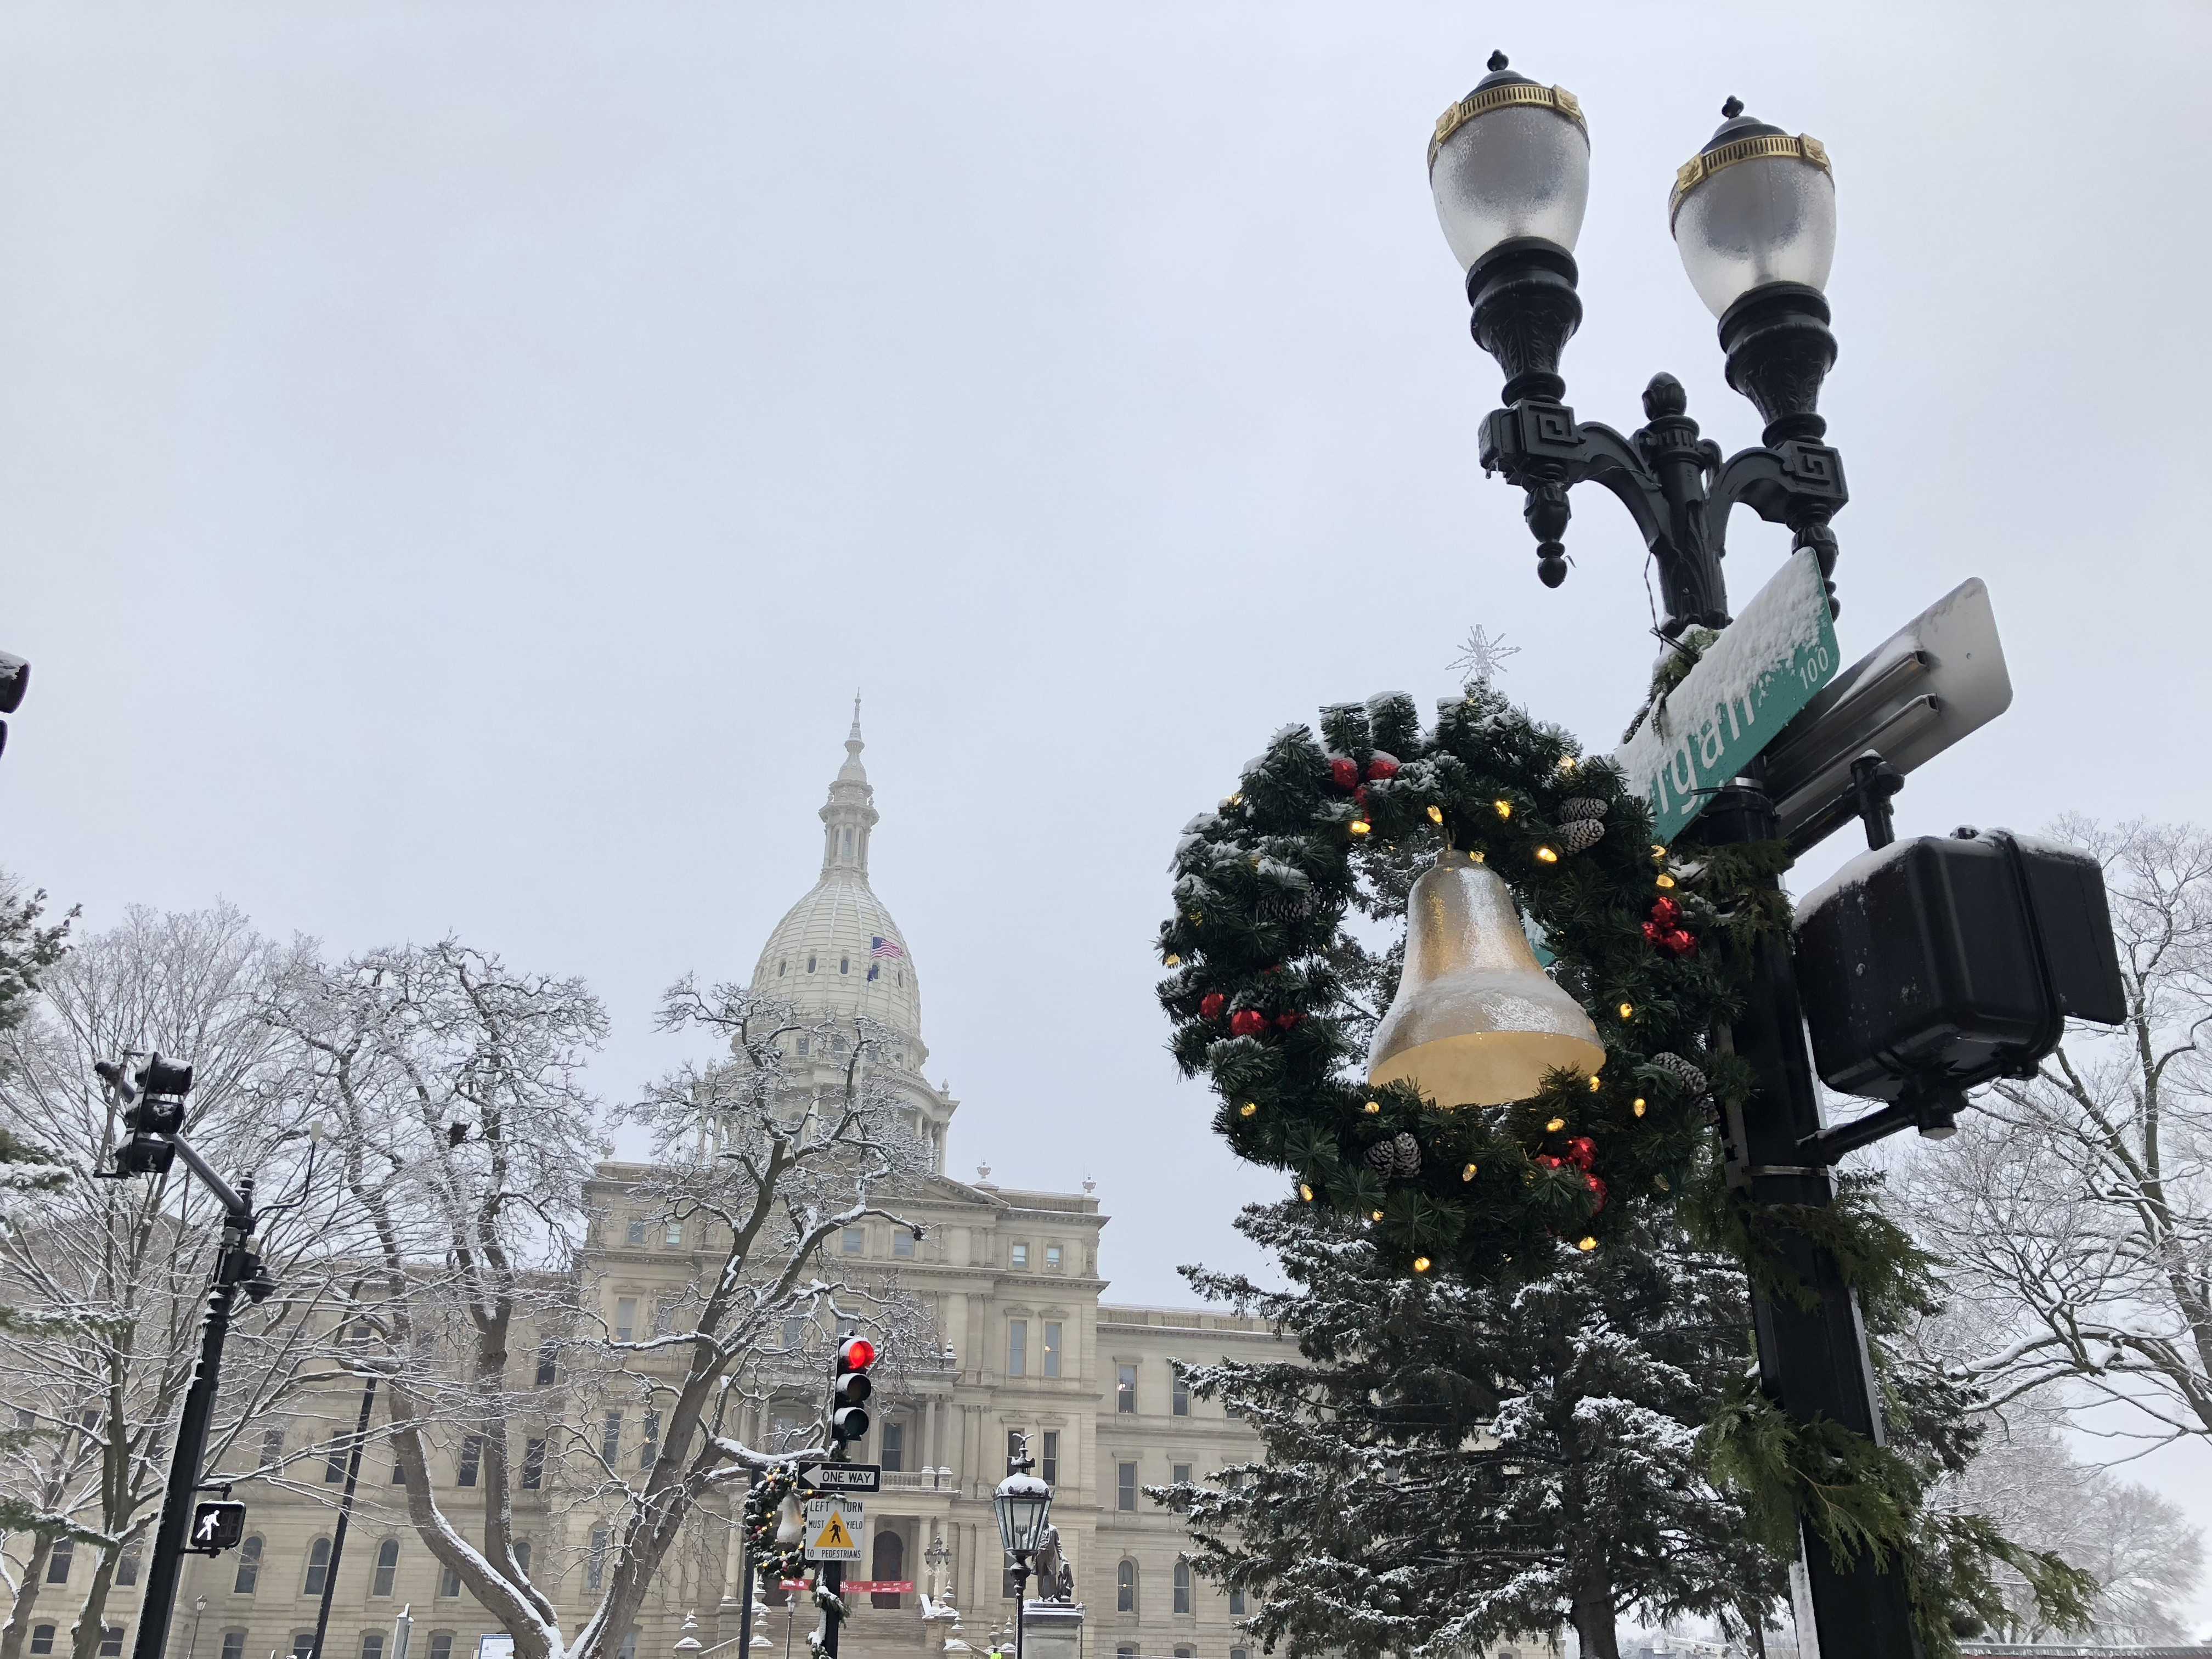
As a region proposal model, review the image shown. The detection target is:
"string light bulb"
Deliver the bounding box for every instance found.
[1576,1236,1598,1252]
[1651,844,1667,861]
[1370,1210,1384,1222]
[1559,756,1577,773]
[1462,1163,1477,1182]
[1656,873,1677,889]
[1364,1101,1381,1115]
[1618,1002,1634,1020]
[1427,804,1445,825]
[1545,1116,1566,1133]
[1350,820,1372,837]
[1164,954,1181,967]
[1239,1102,1258,1118]
[1536,846,1560,864]
[1412,1256,1432,1273]
[1298,1182,1314,1202]
[1633,1097,1647,1118]
[1493,799,1513,819]
[1588,1074,1602,1093]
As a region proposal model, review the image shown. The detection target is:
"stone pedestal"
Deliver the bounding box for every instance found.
[1020,1602,1083,1659]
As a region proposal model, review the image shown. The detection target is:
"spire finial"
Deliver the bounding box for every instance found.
[1722,96,1745,120]
[1487,49,1508,72]
[850,690,863,740]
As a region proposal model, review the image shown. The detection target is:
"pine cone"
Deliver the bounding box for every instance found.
[1558,797,1609,822]
[1650,1052,1709,1098]
[1560,817,1606,853]
[1364,1139,1397,1177]
[1390,1131,1421,1179]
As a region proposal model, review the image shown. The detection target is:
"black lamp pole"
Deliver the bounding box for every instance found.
[1437,57,1917,1659]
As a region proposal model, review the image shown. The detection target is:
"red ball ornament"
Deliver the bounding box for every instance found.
[1273,1012,1305,1032]
[1229,1009,1268,1038]
[1565,1135,1596,1170]
[1538,1154,1565,1170]
[1649,896,1684,930]
[1199,992,1226,1021]
[1584,1172,1608,1212]
[1328,757,1361,792]
[1364,753,1401,782]
[1667,929,1699,958]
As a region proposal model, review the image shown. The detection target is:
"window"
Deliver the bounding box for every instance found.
[1008,1319,1027,1376]
[373,1539,399,1596]
[291,1637,314,1659]
[1049,1244,1065,1271]
[535,1342,557,1386]
[1232,1649,1251,1659]
[797,1036,810,1056]
[522,1438,545,1489]
[458,1435,483,1487]
[514,1542,531,1575]
[44,1538,71,1583]
[1231,1590,1247,1615]
[260,1427,285,1467]
[836,1313,858,1337]
[778,960,787,977]
[98,1630,125,1659]
[661,1216,685,1247]
[1173,1561,1193,1614]
[893,1230,914,1259]
[1041,1430,1059,1486]
[870,1529,905,1609]
[1175,1650,1193,1658]
[221,1633,246,1659]
[1116,1560,1137,1613]
[614,1299,637,1341]
[28,1628,53,1657]
[782,1316,804,1349]
[304,1537,333,1595]
[1117,1365,1136,1413]
[1010,1243,1028,1268]
[625,1218,647,1246]
[618,1635,637,1659]
[438,1562,460,1599]
[839,956,849,975]
[1172,1463,1192,1485]
[325,1444,348,1483]
[360,1635,384,1659]
[1042,1322,1061,1378]
[117,1539,142,1586]
[1116,1649,1135,1659]
[806,956,816,974]
[1117,1462,1137,1512]
[1006,1430,1026,1474]
[587,1528,609,1590]
[640,1412,660,1468]
[601,1413,622,1463]
[882,1421,904,1474]
[234,1536,263,1594]
[1173,1374,1190,1417]
[391,1455,407,1485]
[427,1637,453,1659]
[1226,1395,1245,1420]
[842,1227,865,1255]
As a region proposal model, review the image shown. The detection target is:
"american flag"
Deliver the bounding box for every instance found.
[870,936,905,961]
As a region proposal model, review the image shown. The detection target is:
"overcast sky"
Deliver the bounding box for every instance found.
[1,0,2208,1606]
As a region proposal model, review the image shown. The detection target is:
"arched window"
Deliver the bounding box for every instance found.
[1116,1559,1137,1613]
[870,1529,905,1609]
[514,1542,531,1575]
[807,956,816,973]
[371,1539,399,1596]
[778,960,787,977]
[302,1537,332,1595]
[1173,1560,1193,1613]
[233,1536,262,1594]
[27,1626,54,1656]
[839,956,849,975]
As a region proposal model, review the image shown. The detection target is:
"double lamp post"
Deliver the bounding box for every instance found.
[1428,52,1912,1658]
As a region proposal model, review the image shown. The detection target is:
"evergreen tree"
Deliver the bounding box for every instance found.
[1162,1198,1785,1659]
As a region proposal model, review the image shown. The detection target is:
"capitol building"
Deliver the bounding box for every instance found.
[53,713,1290,1659]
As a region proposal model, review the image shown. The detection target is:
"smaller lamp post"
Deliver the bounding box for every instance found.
[924,1535,952,1602]
[991,1442,1052,1659]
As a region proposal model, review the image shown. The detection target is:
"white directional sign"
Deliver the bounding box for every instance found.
[1616,548,1841,846]
[804,1496,864,1562]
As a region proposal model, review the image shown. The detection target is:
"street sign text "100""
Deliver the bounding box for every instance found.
[1616,548,1840,847]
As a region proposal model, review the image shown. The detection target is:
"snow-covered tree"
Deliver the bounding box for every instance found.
[1896,817,2212,1444]
[286,956,932,1659]
[1159,1198,1784,1659]
[0,904,338,1659]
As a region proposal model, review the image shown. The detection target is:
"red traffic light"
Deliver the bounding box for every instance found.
[839,1336,876,1371]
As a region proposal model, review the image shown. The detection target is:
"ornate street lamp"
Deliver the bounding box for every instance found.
[1431,53,1910,1658]
[992,1443,1053,1659]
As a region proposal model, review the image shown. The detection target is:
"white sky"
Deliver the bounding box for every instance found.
[1,0,2208,1622]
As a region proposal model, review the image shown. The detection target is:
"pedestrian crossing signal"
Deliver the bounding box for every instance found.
[190,1500,247,1554]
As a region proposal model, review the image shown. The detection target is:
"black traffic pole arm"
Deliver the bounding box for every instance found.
[1465,236,1847,635]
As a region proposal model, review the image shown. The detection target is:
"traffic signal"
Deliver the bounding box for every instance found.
[189,1500,247,1554]
[0,650,27,760]
[829,1335,875,1449]
[93,1054,195,1179]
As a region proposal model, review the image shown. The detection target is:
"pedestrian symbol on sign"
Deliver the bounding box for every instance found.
[814,1511,853,1553]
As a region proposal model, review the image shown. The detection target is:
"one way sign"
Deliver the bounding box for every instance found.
[189,1500,247,1554]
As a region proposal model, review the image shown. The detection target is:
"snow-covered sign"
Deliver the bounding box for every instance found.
[1615,548,1839,847]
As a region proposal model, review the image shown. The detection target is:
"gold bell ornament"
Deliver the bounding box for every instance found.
[1367,850,1605,1107]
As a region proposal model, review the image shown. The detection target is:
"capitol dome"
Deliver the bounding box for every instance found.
[749,701,927,1064]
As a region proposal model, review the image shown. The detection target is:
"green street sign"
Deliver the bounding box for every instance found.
[1615,548,1840,847]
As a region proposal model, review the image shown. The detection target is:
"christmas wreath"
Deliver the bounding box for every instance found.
[743,1460,811,1587]
[1158,684,1788,1281]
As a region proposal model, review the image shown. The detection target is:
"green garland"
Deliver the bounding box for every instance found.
[1157,684,1782,1281]
[744,1460,811,1587]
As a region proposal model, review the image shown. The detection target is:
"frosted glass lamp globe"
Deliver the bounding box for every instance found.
[1671,101,1836,318]
[1429,55,1590,272]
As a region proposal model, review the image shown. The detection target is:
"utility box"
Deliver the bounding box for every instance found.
[1793,828,2125,1106]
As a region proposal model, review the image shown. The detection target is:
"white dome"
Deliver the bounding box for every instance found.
[748,702,926,1057]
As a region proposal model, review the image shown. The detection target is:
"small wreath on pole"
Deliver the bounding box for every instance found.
[1157,684,1782,1281]
[743,1460,811,1588]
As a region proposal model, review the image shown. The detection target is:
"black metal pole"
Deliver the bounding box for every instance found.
[1702,776,1923,1658]
[735,1509,755,1658]
[309,1376,379,1659]
[1012,1562,1028,1659]
[818,1562,843,1659]
[131,1177,254,1659]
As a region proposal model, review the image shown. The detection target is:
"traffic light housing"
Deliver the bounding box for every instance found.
[829,1335,875,1448]
[189,1500,247,1555]
[94,1054,195,1180]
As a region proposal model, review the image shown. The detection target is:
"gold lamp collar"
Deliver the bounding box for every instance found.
[1429,82,1585,174]
[1671,130,1831,225]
